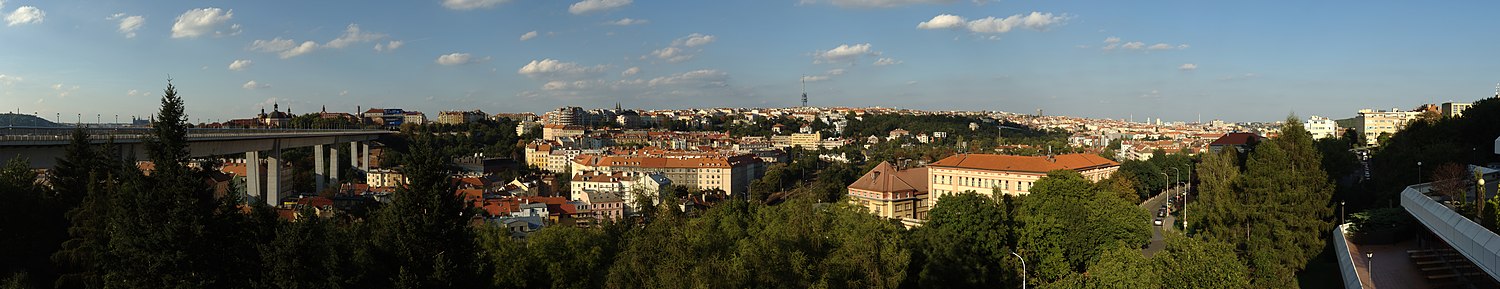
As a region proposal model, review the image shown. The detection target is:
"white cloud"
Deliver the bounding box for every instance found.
[517,58,605,77]
[569,0,631,15]
[324,24,385,49]
[801,68,846,82]
[673,33,716,47]
[0,74,21,86]
[436,53,489,65]
[171,8,234,38]
[51,83,79,98]
[520,30,538,41]
[916,14,965,30]
[651,46,693,63]
[251,39,317,58]
[803,0,958,8]
[918,12,1067,34]
[6,6,43,26]
[443,0,511,10]
[242,80,269,90]
[228,59,253,71]
[815,43,878,63]
[873,57,902,66]
[107,13,145,38]
[1101,37,1188,51]
[1178,63,1197,71]
[621,67,640,77]
[647,33,717,63]
[645,69,728,87]
[606,18,648,26]
[126,89,141,96]
[374,40,403,52]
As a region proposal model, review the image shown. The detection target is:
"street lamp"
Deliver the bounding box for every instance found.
[1010,250,1027,289]
[1340,201,1346,225]
[1365,252,1374,273]
[1417,161,1423,183]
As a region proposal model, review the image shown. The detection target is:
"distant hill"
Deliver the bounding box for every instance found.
[0,113,63,127]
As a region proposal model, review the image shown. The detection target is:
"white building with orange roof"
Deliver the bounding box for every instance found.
[847,161,930,223]
[927,153,1119,202]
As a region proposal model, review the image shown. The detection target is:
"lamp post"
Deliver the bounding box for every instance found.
[1365,252,1374,274]
[1010,250,1027,289]
[1417,161,1423,183]
[1340,201,1346,225]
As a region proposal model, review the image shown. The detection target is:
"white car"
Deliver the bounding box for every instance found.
[1153,218,1164,226]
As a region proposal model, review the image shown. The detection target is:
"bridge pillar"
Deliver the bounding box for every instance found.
[246,151,260,204]
[350,142,360,174]
[315,144,326,193]
[361,142,370,173]
[330,146,340,188]
[266,146,282,207]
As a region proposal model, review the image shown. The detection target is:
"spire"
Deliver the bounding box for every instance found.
[274,102,279,112]
[322,105,326,113]
[800,77,808,108]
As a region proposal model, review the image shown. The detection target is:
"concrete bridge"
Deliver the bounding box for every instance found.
[0,126,396,206]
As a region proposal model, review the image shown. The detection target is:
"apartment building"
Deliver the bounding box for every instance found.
[927,153,1119,202]
[571,152,764,197]
[1335,109,1420,145]
[846,162,929,222]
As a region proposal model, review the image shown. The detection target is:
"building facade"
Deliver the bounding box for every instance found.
[927,153,1119,202]
[572,152,763,197]
[1305,115,1339,140]
[846,162,929,222]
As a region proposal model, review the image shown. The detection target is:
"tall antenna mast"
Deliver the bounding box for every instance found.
[798,76,810,107]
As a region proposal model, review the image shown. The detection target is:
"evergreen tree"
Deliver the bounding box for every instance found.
[370,134,479,289]
[49,127,99,208]
[52,139,126,289]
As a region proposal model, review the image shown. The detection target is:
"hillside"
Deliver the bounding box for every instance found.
[0,113,63,127]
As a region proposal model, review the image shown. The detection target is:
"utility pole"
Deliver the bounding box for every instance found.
[1010,251,1027,289]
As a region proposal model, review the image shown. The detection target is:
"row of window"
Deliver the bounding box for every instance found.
[933,175,1030,192]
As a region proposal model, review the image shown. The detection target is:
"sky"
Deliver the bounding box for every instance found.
[0,0,1498,123]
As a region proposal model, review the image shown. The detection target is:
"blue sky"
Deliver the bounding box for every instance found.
[0,0,1497,123]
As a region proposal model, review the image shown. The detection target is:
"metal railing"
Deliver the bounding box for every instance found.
[1333,223,1365,289]
[1402,182,1500,281]
[0,126,391,142]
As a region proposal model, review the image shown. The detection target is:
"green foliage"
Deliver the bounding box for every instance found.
[1018,171,1151,283]
[1370,98,1500,208]
[369,134,480,289]
[1195,116,1335,288]
[911,192,1017,288]
[1152,236,1250,289]
[1046,242,1159,289]
[1347,208,1415,235]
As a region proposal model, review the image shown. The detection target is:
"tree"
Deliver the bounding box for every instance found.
[1018,171,1150,283]
[1098,172,1140,203]
[369,134,480,289]
[1194,149,1243,242]
[1152,236,1250,289]
[1207,116,1335,287]
[911,192,1016,288]
[1046,242,1159,289]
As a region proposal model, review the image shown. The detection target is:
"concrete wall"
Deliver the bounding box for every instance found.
[1402,183,1500,281]
[1333,223,1365,289]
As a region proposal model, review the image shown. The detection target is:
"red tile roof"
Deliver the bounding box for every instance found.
[930,153,1118,174]
[847,162,928,193]
[1209,132,1264,146]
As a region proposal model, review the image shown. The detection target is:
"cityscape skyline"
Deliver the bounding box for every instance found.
[2,0,1499,123]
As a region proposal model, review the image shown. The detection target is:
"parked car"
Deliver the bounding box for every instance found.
[1153,218,1164,226]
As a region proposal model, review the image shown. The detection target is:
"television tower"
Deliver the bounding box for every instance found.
[800,77,808,108]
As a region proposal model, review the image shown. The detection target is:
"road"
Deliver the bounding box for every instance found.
[1140,186,1183,257]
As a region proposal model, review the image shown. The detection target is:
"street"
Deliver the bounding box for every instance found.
[1140,185,1183,257]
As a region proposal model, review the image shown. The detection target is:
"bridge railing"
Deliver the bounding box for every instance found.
[0,126,392,142]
